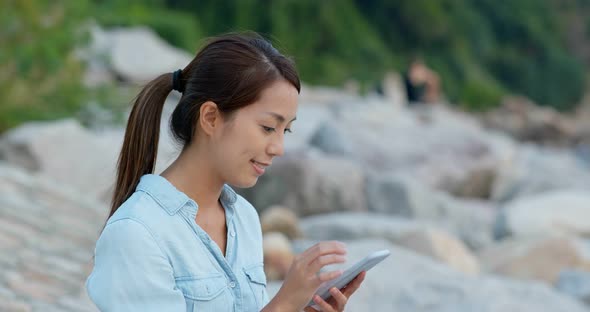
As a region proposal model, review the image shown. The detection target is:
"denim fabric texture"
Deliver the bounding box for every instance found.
[86,174,269,312]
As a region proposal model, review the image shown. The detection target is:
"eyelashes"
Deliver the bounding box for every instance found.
[262,126,292,134]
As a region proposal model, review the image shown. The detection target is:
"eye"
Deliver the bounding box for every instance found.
[262,126,275,133]
[284,128,292,134]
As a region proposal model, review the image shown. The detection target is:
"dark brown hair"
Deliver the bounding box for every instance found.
[109,32,300,218]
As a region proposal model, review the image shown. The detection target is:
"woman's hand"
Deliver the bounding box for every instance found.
[303,271,366,312]
[267,241,348,312]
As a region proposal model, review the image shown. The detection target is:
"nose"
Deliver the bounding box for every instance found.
[267,134,284,157]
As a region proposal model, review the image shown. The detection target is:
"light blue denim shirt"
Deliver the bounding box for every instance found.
[86,174,269,312]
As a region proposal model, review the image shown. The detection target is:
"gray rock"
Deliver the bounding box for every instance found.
[365,174,440,216]
[300,212,435,242]
[365,174,496,250]
[494,190,590,240]
[0,119,121,200]
[0,163,104,311]
[284,104,331,151]
[492,145,590,203]
[0,109,180,203]
[478,237,588,285]
[242,149,367,216]
[96,26,193,83]
[309,122,353,156]
[300,213,480,274]
[556,269,590,305]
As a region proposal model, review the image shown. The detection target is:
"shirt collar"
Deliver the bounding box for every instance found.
[136,174,238,216]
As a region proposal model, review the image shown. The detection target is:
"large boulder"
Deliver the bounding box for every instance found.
[494,190,590,239]
[260,205,302,240]
[300,213,480,274]
[365,175,497,250]
[0,119,122,201]
[478,237,590,284]
[482,95,577,146]
[328,103,515,199]
[242,149,367,217]
[89,26,193,84]
[491,145,590,203]
[0,104,180,203]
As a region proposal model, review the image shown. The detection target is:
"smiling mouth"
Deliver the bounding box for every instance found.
[251,160,269,175]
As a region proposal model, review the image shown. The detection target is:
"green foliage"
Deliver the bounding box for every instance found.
[2,0,589,133]
[92,0,202,53]
[460,80,504,111]
[367,0,584,110]
[0,0,90,131]
[268,0,393,87]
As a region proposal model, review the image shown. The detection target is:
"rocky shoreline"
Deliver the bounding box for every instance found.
[0,26,589,311]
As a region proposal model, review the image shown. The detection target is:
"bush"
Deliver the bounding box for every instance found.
[93,2,203,53]
[460,80,504,111]
[0,0,90,132]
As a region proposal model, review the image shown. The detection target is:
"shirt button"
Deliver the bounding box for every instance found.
[230,230,236,237]
[229,281,236,288]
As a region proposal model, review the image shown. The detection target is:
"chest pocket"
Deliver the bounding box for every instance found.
[176,274,232,312]
[243,263,268,309]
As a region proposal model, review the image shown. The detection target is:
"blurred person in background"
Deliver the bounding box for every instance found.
[403,57,441,104]
[85,32,365,312]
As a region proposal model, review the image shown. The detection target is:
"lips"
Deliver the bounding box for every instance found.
[251,160,270,175]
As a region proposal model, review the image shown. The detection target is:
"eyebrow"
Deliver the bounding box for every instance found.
[265,112,297,123]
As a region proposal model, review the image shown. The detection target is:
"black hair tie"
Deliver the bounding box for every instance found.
[172,69,184,93]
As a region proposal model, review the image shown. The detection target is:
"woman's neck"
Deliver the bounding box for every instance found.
[160,147,224,213]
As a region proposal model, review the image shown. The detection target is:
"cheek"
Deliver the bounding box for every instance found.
[218,129,255,163]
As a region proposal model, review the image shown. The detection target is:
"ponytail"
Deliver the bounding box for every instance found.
[108,72,179,218]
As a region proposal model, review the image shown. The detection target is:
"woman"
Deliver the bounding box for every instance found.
[86,32,365,312]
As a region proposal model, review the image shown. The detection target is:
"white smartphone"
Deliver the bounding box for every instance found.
[306,249,391,308]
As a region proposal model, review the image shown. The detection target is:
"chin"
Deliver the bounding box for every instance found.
[231,176,259,189]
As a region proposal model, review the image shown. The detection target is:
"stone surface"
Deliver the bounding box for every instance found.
[478,237,588,284]
[243,149,367,217]
[92,26,193,83]
[495,190,590,239]
[0,103,181,204]
[263,232,294,281]
[300,213,480,274]
[556,269,590,305]
[260,205,302,240]
[0,163,103,311]
[491,146,590,203]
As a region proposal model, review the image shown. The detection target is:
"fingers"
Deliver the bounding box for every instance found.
[341,271,366,297]
[313,294,337,312]
[316,269,343,283]
[309,254,347,274]
[329,287,348,311]
[300,241,347,264]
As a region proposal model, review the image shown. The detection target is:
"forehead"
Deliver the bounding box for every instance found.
[241,79,299,120]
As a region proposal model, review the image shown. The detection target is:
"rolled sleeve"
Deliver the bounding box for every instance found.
[86,218,185,312]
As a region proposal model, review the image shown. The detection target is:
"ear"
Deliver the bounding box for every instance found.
[199,101,221,137]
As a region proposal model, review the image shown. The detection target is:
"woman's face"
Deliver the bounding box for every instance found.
[212,79,299,188]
